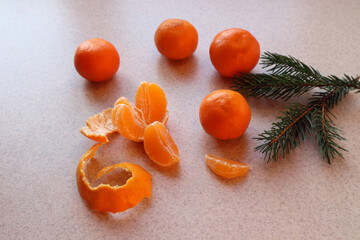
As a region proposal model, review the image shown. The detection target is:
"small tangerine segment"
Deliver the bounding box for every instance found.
[112,102,147,142]
[135,81,168,125]
[209,28,260,77]
[144,121,180,167]
[205,154,249,179]
[114,96,132,107]
[74,38,120,82]
[80,108,117,142]
[76,143,152,213]
[154,18,198,60]
[199,89,251,140]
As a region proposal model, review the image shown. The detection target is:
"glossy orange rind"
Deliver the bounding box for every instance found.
[76,143,152,213]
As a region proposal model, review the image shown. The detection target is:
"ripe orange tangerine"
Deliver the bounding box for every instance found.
[76,143,152,213]
[154,19,198,60]
[205,154,249,179]
[209,28,260,77]
[199,89,251,140]
[144,121,180,167]
[74,38,120,82]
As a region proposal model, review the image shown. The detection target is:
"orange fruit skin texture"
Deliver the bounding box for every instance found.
[136,81,168,125]
[76,143,152,213]
[74,38,120,82]
[80,108,117,143]
[144,121,180,167]
[199,89,251,140]
[205,154,249,179]
[209,28,260,77]
[154,19,198,60]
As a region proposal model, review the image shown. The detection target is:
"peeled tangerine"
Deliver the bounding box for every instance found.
[111,82,169,142]
[80,82,169,143]
[111,97,147,142]
[76,143,152,213]
[205,154,249,179]
[144,121,180,167]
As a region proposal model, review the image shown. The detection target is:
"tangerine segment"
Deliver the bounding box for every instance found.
[80,108,117,143]
[135,81,167,125]
[205,154,249,179]
[76,143,152,213]
[114,96,132,107]
[112,102,147,142]
[144,121,180,167]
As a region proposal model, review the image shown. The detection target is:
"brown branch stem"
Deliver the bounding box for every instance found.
[244,83,357,89]
[321,104,329,146]
[270,88,339,145]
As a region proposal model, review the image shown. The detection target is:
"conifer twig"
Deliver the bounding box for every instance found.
[231,52,359,163]
[231,52,360,100]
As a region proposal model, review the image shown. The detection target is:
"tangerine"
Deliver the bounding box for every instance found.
[199,89,251,140]
[209,28,260,77]
[74,38,120,82]
[154,19,198,60]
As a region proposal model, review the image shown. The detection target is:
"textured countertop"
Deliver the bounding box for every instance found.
[1,0,359,239]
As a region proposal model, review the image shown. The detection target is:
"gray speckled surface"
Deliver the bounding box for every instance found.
[1,0,360,239]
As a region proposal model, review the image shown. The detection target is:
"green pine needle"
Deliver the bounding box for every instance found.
[231,52,360,101]
[255,102,313,162]
[231,51,360,163]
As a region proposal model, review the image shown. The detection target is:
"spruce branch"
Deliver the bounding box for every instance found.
[256,87,350,162]
[231,52,360,100]
[312,104,347,164]
[230,51,359,163]
[255,102,313,162]
[261,51,322,79]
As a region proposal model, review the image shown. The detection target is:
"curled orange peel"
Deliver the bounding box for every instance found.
[76,143,152,213]
[80,108,116,143]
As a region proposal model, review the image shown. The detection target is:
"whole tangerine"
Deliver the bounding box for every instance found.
[199,89,251,140]
[74,38,120,82]
[209,28,260,77]
[154,18,198,60]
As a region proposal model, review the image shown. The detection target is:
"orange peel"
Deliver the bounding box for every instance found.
[205,154,249,179]
[76,143,152,213]
[80,108,117,143]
